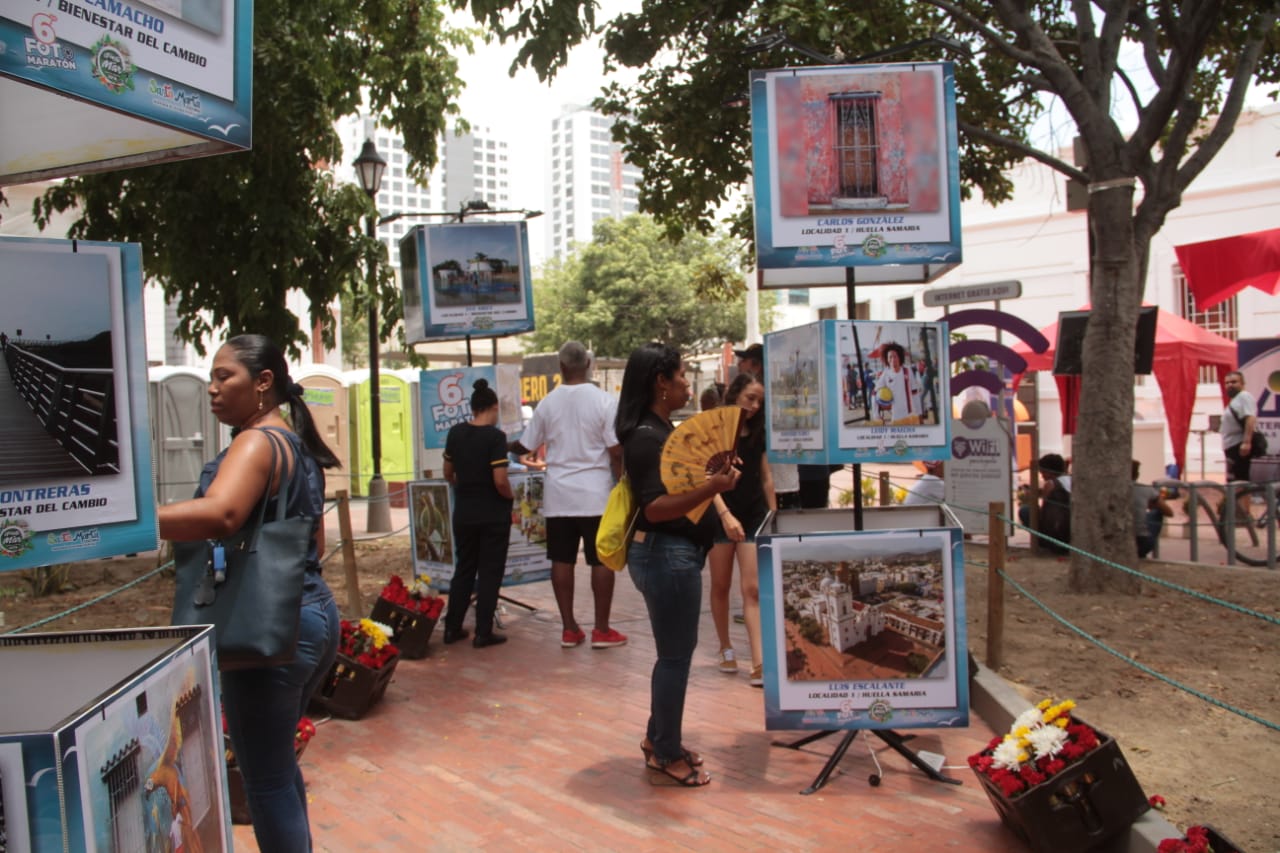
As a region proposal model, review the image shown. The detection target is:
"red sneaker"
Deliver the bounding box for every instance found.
[561,628,586,648]
[591,628,628,649]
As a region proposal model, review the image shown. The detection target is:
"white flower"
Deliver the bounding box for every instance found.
[369,619,395,638]
[1025,724,1069,760]
[991,738,1026,771]
[1011,707,1044,734]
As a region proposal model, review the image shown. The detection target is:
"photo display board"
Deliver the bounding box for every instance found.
[400,222,535,343]
[749,62,961,279]
[1,0,252,183]
[756,508,968,731]
[0,626,227,853]
[766,320,951,465]
[0,237,158,572]
[408,472,551,592]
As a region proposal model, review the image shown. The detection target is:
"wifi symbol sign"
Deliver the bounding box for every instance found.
[943,308,1051,396]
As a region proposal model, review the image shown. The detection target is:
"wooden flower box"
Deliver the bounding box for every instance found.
[973,727,1149,853]
[309,652,399,720]
[370,597,436,660]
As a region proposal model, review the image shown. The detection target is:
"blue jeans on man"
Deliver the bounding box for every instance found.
[627,532,705,763]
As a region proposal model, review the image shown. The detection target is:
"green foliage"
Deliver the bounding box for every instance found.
[522,214,749,359]
[799,615,825,646]
[32,0,472,357]
[23,565,73,599]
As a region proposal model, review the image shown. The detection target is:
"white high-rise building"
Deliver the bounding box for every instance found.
[546,104,642,259]
[338,115,512,272]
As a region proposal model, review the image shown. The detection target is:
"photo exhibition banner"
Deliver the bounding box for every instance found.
[408,473,551,592]
[418,364,523,450]
[756,522,968,730]
[765,320,951,465]
[400,222,535,342]
[749,62,961,276]
[0,237,158,572]
[0,0,252,183]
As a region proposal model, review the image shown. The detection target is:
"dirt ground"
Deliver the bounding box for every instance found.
[2,537,1277,852]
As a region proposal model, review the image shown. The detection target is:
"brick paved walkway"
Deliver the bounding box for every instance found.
[232,560,1024,852]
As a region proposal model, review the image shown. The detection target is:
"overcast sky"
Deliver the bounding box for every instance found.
[450,2,641,263]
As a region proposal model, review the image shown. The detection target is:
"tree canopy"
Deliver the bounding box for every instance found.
[522,214,751,359]
[462,0,1279,587]
[31,0,473,356]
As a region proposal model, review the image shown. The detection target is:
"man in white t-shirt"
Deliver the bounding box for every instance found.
[511,341,627,649]
[904,460,946,506]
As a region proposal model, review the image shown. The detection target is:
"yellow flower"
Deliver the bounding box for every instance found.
[359,618,391,649]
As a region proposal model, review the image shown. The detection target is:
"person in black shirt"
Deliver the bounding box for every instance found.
[442,379,514,648]
[617,343,739,787]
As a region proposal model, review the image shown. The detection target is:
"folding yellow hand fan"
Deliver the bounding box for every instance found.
[660,407,744,523]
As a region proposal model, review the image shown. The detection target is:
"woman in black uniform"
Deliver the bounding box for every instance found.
[442,379,514,648]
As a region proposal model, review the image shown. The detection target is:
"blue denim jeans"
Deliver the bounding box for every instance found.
[221,589,340,853]
[627,531,705,763]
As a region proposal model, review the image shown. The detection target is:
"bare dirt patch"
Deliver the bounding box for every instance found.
[2,538,1277,851]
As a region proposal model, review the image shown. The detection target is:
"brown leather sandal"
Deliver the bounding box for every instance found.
[646,756,711,787]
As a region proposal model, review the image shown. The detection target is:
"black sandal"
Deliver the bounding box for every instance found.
[641,739,703,767]
[647,756,711,787]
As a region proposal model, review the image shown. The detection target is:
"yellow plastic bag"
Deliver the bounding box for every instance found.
[596,474,638,572]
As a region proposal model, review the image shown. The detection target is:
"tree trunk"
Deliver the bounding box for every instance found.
[1069,180,1143,593]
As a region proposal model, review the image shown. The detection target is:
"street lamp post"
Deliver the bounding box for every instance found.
[354,138,391,533]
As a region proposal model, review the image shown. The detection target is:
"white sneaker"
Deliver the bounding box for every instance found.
[718,648,738,673]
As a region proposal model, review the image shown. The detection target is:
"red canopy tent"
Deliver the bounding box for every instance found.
[1012,306,1236,474]
[1175,228,1280,310]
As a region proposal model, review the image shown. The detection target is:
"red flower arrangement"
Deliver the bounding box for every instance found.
[338,618,399,670]
[1157,823,1242,853]
[379,574,445,620]
[967,698,1101,798]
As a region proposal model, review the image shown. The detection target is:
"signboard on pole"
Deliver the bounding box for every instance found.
[922,280,1022,308]
[945,414,1014,536]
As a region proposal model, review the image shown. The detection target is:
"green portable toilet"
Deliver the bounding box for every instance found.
[297,365,350,498]
[346,369,415,498]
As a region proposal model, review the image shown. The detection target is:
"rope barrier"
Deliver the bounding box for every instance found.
[3,560,174,636]
[993,566,1280,733]
[852,468,1280,731]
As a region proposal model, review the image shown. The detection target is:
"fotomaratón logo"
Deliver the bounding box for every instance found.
[1,519,35,558]
[91,35,135,94]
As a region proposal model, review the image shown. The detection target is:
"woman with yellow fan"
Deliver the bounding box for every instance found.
[707,372,774,688]
[617,343,740,787]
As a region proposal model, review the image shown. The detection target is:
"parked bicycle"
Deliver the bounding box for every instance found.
[1176,480,1279,569]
